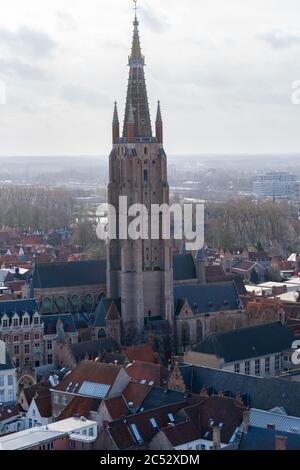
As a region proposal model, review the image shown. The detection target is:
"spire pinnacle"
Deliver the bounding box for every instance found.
[113,101,119,124]
[156,100,162,123]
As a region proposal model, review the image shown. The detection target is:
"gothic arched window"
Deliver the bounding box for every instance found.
[182,322,191,346]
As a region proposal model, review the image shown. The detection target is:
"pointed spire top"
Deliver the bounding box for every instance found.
[113,101,119,124]
[156,100,162,123]
[130,2,144,64]
[128,102,135,123]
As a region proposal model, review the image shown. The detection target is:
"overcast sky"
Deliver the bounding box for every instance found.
[0,0,300,156]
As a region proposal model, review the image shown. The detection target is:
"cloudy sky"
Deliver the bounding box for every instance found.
[0,0,300,156]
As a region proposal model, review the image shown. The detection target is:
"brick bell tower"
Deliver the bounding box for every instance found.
[107,11,174,345]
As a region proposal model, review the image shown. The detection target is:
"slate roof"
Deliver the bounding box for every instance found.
[174,281,241,315]
[0,299,38,319]
[70,338,119,363]
[179,364,300,417]
[31,260,106,289]
[139,387,189,412]
[93,298,121,328]
[239,426,300,450]
[249,408,300,433]
[192,322,295,363]
[173,254,196,281]
[42,314,76,335]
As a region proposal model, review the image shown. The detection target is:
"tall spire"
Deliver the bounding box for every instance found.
[123,11,152,139]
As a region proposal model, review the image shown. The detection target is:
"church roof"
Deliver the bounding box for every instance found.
[174,281,241,315]
[93,298,121,328]
[31,260,106,289]
[0,299,38,318]
[42,314,76,336]
[173,254,196,281]
[192,322,295,363]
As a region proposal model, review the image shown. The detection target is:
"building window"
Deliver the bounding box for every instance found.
[8,390,14,402]
[13,336,19,343]
[234,363,240,374]
[14,345,19,355]
[23,317,29,326]
[24,344,30,354]
[0,390,5,402]
[255,359,260,376]
[47,340,52,350]
[69,441,76,449]
[7,375,13,386]
[13,318,19,327]
[265,357,270,375]
[275,355,281,372]
[15,358,19,368]
[47,442,54,451]
[34,343,40,349]
[34,333,40,340]
[245,361,250,375]
[62,395,67,406]
[0,375,4,387]
[33,316,39,325]
[2,320,8,328]
[201,444,206,451]
[144,169,149,184]
[88,427,94,437]
[24,334,30,342]
[47,354,53,364]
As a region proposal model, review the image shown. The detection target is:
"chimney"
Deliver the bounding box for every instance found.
[0,341,5,365]
[212,425,221,450]
[275,435,287,451]
[242,410,250,433]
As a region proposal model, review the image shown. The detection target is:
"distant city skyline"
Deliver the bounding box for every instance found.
[0,0,300,156]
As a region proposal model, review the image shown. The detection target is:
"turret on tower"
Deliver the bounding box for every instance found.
[112,101,119,144]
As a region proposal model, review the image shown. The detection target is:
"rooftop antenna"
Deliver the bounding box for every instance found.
[133,0,138,16]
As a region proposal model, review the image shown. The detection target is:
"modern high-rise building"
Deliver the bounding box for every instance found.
[253,172,298,199]
[106,12,174,344]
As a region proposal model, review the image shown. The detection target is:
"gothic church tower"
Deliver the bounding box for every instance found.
[107,12,174,344]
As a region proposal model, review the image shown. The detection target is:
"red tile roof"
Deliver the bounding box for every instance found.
[35,394,52,418]
[54,360,123,393]
[124,344,160,365]
[122,382,151,409]
[104,396,129,420]
[56,396,101,421]
[125,361,169,387]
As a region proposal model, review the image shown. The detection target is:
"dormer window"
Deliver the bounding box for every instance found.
[23,317,29,326]
[33,316,39,325]
[13,318,19,327]
[2,319,8,328]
